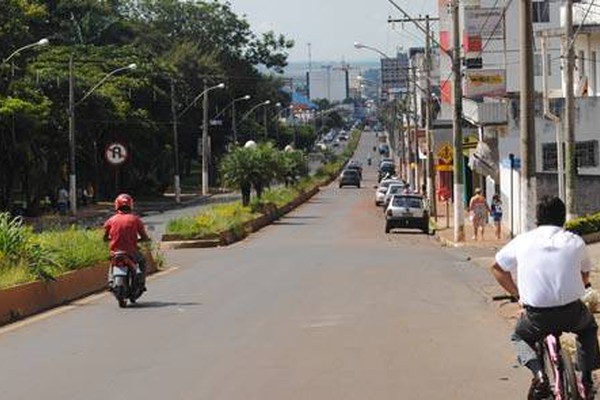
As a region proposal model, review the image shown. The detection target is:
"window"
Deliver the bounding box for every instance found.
[542,140,598,171]
[593,51,597,93]
[579,50,585,78]
[532,1,550,23]
[542,143,559,171]
[576,140,598,167]
[534,53,543,76]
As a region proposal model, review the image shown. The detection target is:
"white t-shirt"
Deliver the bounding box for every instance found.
[495,225,592,308]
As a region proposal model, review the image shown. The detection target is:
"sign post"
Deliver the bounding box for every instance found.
[105,142,128,195]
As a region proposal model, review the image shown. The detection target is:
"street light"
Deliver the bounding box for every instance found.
[68,58,136,215]
[211,94,251,145]
[2,38,49,65]
[172,81,225,202]
[239,100,271,136]
[200,81,226,195]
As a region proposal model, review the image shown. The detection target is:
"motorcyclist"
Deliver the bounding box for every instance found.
[103,194,151,291]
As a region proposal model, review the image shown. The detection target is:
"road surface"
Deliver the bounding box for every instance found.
[0,131,527,399]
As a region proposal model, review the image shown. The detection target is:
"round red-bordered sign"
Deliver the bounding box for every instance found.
[105,142,128,166]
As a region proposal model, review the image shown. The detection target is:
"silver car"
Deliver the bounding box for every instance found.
[382,184,406,208]
[375,179,402,206]
[384,194,430,234]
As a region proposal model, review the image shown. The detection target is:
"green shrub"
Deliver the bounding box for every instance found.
[566,213,600,236]
[166,203,258,240]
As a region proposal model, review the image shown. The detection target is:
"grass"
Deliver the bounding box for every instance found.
[0,212,109,289]
[166,203,259,240]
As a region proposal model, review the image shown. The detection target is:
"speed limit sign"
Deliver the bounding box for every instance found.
[105,142,128,166]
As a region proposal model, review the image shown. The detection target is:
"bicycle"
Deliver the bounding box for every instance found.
[493,294,590,399]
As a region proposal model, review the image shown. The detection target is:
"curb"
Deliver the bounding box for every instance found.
[0,252,159,327]
[161,187,320,249]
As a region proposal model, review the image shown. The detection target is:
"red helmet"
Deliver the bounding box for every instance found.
[114,193,134,211]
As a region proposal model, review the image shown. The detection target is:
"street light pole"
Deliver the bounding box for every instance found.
[68,58,136,215]
[170,79,181,203]
[200,80,226,195]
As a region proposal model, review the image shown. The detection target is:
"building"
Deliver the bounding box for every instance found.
[380,52,409,101]
[308,65,349,102]
[434,0,573,234]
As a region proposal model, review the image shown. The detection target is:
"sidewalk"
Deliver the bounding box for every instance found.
[433,199,600,324]
[22,191,239,231]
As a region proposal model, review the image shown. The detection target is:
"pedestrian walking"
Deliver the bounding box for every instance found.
[468,188,490,241]
[490,193,503,239]
[57,187,69,215]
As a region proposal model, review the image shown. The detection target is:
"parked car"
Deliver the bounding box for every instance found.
[339,169,361,188]
[378,161,396,182]
[384,194,430,234]
[374,179,403,205]
[382,184,406,208]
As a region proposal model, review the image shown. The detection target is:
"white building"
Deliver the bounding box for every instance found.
[308,66,348,102]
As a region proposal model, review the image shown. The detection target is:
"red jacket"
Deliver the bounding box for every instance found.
[104,212,149,255]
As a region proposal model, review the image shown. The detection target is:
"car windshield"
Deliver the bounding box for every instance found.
[392,196,423,208]
[387,185,404,194]
[343,170,358,177]
[380,163,395,171]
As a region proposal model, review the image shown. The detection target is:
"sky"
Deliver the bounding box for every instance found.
[228,0,438,64]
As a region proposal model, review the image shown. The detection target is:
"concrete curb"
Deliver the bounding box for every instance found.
[161,187,321,250]
[0,252,159,327]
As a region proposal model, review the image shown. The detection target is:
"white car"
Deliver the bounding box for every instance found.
[374,179,403,206]
[384,194,430,234]
[382,184,406,208]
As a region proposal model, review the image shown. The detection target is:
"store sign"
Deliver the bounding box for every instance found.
[464,7,504,39]
[463,69,506,98]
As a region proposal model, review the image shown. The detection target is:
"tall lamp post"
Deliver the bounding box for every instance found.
[195,81,226,196]
[211,94,251,145]
[68,58,136,215]
[239,100,271,137]
[174,81,226,201]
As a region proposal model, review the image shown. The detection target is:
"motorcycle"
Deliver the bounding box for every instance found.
[108,251,144,308]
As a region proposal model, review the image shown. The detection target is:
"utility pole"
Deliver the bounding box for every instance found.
[541,33,565,202]
[170,79,181,203]
[519,0,537,232]
[202,78,209,195]
[412,66,419,191]
[387,14,439,214]
[425,14,437,218]
[451,0,465,242]
[565,0,577,220]
[68,55,77,216]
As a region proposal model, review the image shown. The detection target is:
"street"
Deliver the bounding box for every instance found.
[0,132,528,399]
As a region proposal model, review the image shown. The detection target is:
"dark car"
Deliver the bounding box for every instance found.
[338,169,361,188]
[346,161,363,179]
[378,161,396,182]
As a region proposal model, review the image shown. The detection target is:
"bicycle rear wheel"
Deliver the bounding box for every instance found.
[543,342,564,399]
[561,349,583,400]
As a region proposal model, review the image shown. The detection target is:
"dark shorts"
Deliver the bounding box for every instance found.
[492,214,502,222]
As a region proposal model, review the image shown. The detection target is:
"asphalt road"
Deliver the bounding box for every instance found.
[0,132,528,399]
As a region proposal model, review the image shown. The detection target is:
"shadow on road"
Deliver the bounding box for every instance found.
[130,301,201,309]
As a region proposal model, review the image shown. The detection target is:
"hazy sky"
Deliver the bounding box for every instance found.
[229,0,438,63]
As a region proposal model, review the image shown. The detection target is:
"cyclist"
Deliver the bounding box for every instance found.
[491,196,600,399]
[103,193,151,291]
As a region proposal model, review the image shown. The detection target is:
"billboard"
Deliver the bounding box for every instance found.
[463,69,506,98]
[464,7,504,39]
